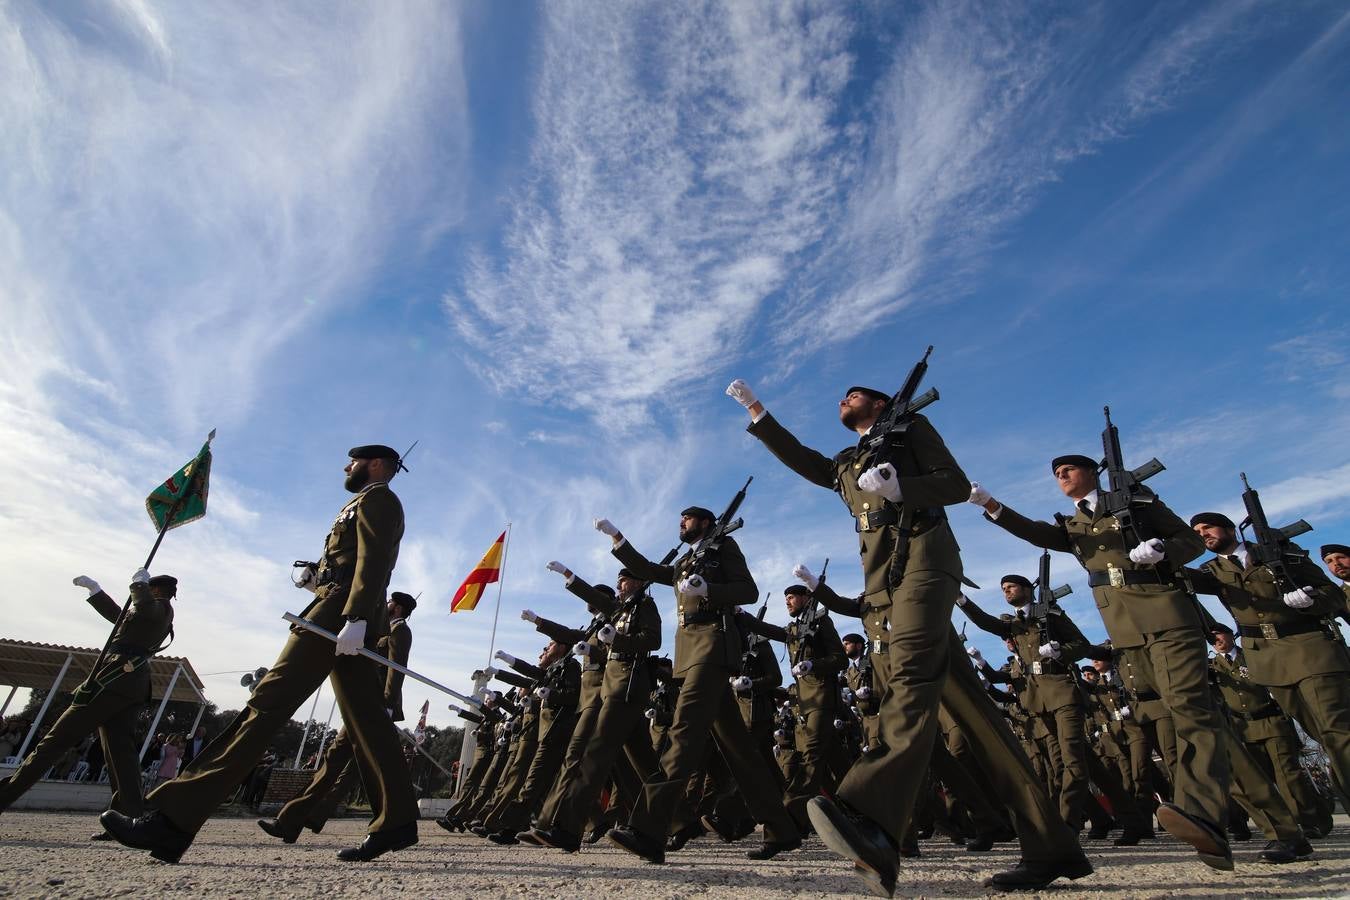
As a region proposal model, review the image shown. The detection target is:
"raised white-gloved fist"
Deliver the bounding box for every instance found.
[132,568,151,585]
[494,650,516,664]
[833,718,846,731]
[535,686,551,700]
[725,379,758,409]
[678,575,708,598]
[572,641,591,658]
[546,561,568,575]
[335,619,367,655]
[956,593,969,607]
[644,708,657,720]
[72,575,101,596]
[520,609,538,623]
[1283,587,1316,609]
[1128,538,1166,565]
[857,463,902,502]
[597,624,617,644]
[792,660,813,677]
[968,482,991,506]
[841,687,855,703]
[1039,641,1061,660]
[594,518,619,537]
[730,675,752,693]
[856,686,872,700]
[792,564,818,591]
[967,647,984,662]
[1118,704,1132,720]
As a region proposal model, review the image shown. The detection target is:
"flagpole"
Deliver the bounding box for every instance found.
[485,522,511,666]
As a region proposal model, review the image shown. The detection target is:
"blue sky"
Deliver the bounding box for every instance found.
[2,1,1348,731]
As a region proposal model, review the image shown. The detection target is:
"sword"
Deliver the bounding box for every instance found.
[283,612,478,705]
[398,727,453,778]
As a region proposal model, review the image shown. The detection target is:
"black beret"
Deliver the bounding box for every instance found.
[842,633,865,644]
[592,583,616,598]
[1000,574,1034,590]
[148,574,178,591]
[680,506,716,521]
[1189,512,1235,530]
[784,584,811,597]
[1209,621,1234,636]
[1051,455,1099,473]
[845,386,891,403]
[1321,544,1350,559]
[617,568,639,580]
[348,444,400,461]
[390,591,417,613]
[1080,665,1096,674]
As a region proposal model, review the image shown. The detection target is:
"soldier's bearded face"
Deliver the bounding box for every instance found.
[1081,670,1098,684]
[839,393,886,431]
[1193,523,1237,554]
[785,593,807,616]
[344,458,369,492]
[843,641,862,659]
[679,515,709,543]
[616,575,640,597]
[1001,582,1029,606]
[1325,552,1350,580]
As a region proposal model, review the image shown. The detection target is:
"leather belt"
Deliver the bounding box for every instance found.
[608,652,645,663]
[1238,620,1333,641]
[854,507,944,534]
[315,562,353,587]
[1127,689,1160,702]
[1087,568,1165,588]
[679,611,721,627]
[870,639,888,654]
[1232,706,1282,722]
[1030,660,1069,676]
[108,642,151,657]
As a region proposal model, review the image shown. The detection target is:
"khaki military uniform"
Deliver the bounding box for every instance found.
[614,533,798,844]
[1211,647,1330,834]
[750,412,1076,860]
[843,655,881,753]
[990,495,1230,829]
[0,582,173,816]
[734,627,784,775]
[1188,548,1350,805]
[747,610,846,826]
[274,616,413,834]
[149,480,416,837]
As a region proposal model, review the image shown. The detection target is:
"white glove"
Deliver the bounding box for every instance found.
[833,718,846,731]
[678,575,708,598]
[856,686,872,700]
[968,482,991,505]
[72,575,101,596]
[494,650,517,665]
[335,619,367,656]
[597,624,617,644]
[572,641,591,658]
[293,563,318,593]
[594,518,619,537]
[1039,641,1061,660]
[956,593,969,607]
[725,379,758,409]
[792,564,818,591]
[1283,587,1316,609]
[535,686,550,700]
[841,688,854,702]
[520,609,538,623]
[1128,538,1166,565]
[546,561,568,575]
[967,647,984,663]
[857,463,902,502]
[730,675,752,693]
[132,568,151,585]
[792,660,813,677]
[773,729,787,742]
[1118,704,1132,720]
[645,708,657,720]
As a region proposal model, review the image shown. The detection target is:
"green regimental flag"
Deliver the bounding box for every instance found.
[145,429,216,532]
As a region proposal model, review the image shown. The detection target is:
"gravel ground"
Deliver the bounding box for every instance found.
[1,811,1347,898]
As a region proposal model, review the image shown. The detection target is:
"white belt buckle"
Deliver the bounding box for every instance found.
[1108,565,1125,589]
[1031,661,1043,676]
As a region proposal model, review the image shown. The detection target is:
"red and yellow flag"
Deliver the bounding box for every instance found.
[451,531,506,612]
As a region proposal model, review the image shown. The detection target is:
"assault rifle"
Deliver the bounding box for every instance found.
[861,346,938,456]
[792,558,829,666]
[1099,406,1167,551]
[686,476,753,576]
[1239,472,1313,593]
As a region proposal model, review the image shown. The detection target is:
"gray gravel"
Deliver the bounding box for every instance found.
[0,811,1347,898]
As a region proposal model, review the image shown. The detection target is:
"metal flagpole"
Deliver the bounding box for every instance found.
[485,522,512,665]
[293,686,322,767]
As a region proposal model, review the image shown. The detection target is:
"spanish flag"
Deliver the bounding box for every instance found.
[451,531,506,612]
